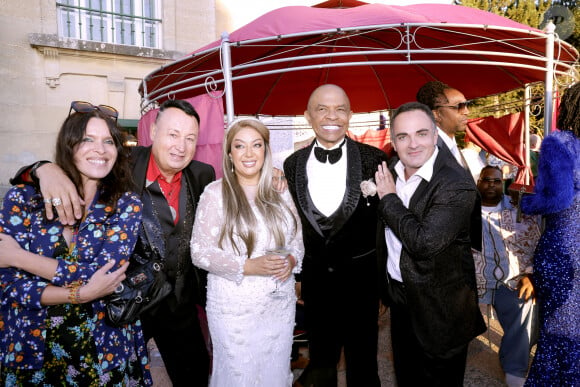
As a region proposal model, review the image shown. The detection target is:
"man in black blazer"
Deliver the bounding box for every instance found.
[375,102,485,386]
[13,100,215,386]
[417,80,482,251]
[284,84,388,387]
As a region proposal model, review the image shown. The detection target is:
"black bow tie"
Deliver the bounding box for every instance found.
[314,140,346,164]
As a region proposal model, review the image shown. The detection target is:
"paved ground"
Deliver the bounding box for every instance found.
[149,305,520,386]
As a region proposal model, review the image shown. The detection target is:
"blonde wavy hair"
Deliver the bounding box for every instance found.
[220,118,297,257]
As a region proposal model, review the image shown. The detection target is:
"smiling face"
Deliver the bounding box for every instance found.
[305,84,353,149]
[229,126,266,186]
[73,117,118,186]
[433,88,470,138]
[392,109,438,179]
[150,107,199,181]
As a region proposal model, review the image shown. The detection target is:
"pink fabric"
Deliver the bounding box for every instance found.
[139,3,576,116]
[195,4,536,52]
[137,93,225,179]
[466,112,532,186]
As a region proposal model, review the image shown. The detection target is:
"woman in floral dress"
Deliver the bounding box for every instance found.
[0,102,152,386]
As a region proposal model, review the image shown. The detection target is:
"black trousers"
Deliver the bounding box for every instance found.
[142,299,210,387]
[388,279,468,387]
[298,268,380,387]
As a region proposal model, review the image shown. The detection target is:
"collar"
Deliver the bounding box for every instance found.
[146,153,182,186]
[315,137,346,150]
[437,127,457,150]
[394,146,439,183]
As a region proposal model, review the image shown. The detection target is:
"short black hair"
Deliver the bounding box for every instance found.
[156,99,200,125]
[416,81,452,110]
[478,165,502,179]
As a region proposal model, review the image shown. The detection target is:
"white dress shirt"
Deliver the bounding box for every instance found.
[437,127,463,165]
[307,140,347,217]
[385,147,439,282]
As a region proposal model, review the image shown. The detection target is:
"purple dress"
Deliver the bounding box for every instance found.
[521,130,580,386]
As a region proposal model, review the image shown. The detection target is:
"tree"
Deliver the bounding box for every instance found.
[454,0,577,138]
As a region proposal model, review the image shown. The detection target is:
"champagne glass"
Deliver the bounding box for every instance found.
[266,247,291,298]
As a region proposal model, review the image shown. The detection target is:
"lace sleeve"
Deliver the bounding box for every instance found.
[281,189,304,274]
[190,181,245,284]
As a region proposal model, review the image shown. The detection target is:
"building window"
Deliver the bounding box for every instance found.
[56,0,161,48]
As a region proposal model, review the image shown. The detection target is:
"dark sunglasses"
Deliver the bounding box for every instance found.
[435,101,470,111]
[68,101,119,122]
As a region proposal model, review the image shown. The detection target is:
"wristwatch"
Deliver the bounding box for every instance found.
[30,160,51,186]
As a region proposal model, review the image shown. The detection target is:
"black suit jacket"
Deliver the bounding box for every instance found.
[377,146,486,358]
[284,137,389,301]
[437,137,482,251]
[130,146,215,311]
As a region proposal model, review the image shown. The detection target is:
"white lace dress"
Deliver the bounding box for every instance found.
[190,180,304,387]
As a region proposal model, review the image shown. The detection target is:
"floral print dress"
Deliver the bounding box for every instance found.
[0,185,152,386]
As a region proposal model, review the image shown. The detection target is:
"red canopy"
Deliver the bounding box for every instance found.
[140,3,578,116]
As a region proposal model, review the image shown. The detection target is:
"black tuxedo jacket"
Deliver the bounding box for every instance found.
[377,146,486,358]
[284,137,389,301]
[131,146,215,311]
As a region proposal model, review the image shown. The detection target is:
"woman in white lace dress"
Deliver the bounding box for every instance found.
[191,118,304,387]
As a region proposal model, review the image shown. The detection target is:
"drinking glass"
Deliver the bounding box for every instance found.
[265,247,291,298]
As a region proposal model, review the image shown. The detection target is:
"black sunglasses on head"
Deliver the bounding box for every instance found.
[435,101,470,111]
[68,101,119,122]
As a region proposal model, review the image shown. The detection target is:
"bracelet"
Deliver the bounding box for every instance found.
[68,283,82,304]
[30,160,51,186]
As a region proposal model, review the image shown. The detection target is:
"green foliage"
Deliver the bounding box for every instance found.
[454,0,578,136]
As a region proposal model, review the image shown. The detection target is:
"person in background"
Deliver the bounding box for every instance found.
[461,141,486,182]
[191,118,304,386]
[0,102,151,385]
[521,82,580,386]
[284,84,389,387]
[474,165,540,387]
[376,101,485,386]
[9,99,216,386]
[416,80,482,251]
[529,133,541,181]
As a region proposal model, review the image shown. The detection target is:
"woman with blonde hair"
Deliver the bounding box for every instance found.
[191,118,304,386]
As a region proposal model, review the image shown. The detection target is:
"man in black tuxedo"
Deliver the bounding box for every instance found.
[376,102,485,386]
[12,100,214,386]
[284,84,388,387]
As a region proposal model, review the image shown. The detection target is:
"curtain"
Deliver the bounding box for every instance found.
[466,111,532,186]
[137,93,225,179]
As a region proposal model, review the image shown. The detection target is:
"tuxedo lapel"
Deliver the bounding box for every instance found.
[293,142,324,237]
[326,138,362,238]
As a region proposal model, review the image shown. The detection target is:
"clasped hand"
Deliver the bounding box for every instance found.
[244,252,296,282]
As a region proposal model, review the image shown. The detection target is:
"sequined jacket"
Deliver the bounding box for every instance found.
[0,184,148,374]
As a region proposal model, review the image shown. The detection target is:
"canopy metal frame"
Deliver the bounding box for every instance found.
[141,20,578,136]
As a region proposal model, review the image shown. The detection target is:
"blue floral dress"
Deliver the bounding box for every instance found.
[0,185,152,386]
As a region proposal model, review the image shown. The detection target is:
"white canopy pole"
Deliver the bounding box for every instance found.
[221,32,235,124]
[544,21,556,137]
[524,84,531,186]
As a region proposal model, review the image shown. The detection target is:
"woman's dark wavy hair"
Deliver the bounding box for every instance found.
[557,82,580,137]
[54,110,134,206]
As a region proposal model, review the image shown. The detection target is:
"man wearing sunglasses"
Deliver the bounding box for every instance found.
[473,166,540,387]
[417,81,482,251]
[11,99,215,386]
